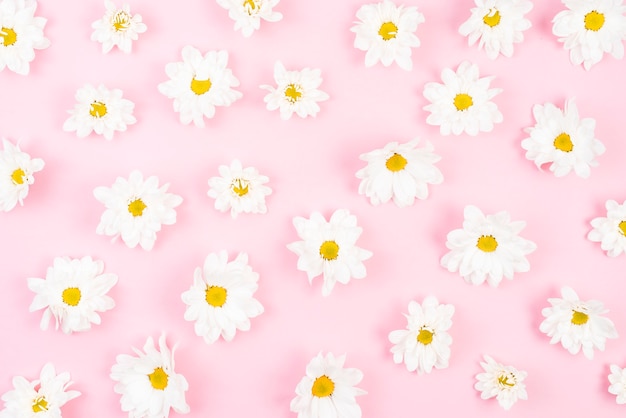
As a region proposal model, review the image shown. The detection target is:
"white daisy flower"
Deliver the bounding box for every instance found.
[260,61,329,120]
[110,334,190,418]
[521,99,605,178]
[287,209,373,296]
[63,84,137,140]
[552,0,626,70]
[539,286,618,359]
[474,355,527,410]
[588,199,626,257]
[0,363,80,418]
[423,61,503,136]
[93,170,183,251]
[350,0,424,70]
[181,251,264,344]
[158,46,242,127]
[91,0,147,54]
[0,0,50,75]
[608,364,626,404]
[207,159,272,218]
[458,0,533,59]
[355,138,443,207]
[290,352,366,418]
[0,138,44,212]
[440,205,537,287]
[388,296,455,374]
[215,0,282,38]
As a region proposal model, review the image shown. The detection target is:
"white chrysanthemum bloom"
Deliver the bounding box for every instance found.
[388,296,454,374]
[539,286,618,359]
[260,61,329,120]
[423,61,503,136]
[290,352,366,418]
[0,363,80,418]
[474,355,527,410]
[158,46,242,127]
[63,84,136,140]
[350,0,424,70]
[0,0,50,75]
[207,159,272,218]
[27,256,117,334]
[93,170,183,251]
[110,334,189,418]
[287,209,373,296]
[458,0,533,59]
[553,0,626,70]
[181,251,264,344]
[91,0,147,54]
[521,99,604,178]
[355,138,443,207]
[608,364,626,404]
[588,199,626,256]
[0,138,44,212]
[216,0,282,37]
[440,205,537,287]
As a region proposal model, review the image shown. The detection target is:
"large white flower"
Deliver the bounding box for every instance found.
[458,0,533,59]
[287,209,372,296]
[0,138,44,212]
[608,364,626,404]
[207,159,272,218]
[0,0,50,75]
[93,170,183,251]
[388,296,454,374]
[521,99,605,178]
[110,334,189,418]
[260,61,329,120]
[423,61,503,136]
[290,352,366,418]
[588,199,626,256]
[27,256,117,334]
[553,0,626,70]
[350,0,424,70]
[181,251,264,344]
[91,0,147,54]
[216,0,282,37]
[355,138,443,207]
[63,84,136,140]
[539,286,618,359]
[474,355,527,410]
[158,46,242,127]
[440,205,537,287]
[0,363,80,418]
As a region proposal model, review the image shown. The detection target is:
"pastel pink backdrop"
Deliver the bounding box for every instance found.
[1,0,626,416]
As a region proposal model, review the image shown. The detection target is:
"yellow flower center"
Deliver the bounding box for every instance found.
[571,310,589,325]
[113,10,131,31]
[483,9,501,27]
[378,21,398,41]
[454,93,473,111]
[477,235,498,252]
[319,240,339,261]
[128,198,147,217]
[231,178,249,196]
[498,374,515,388]
[32,396,48,413]
[284,84,302,103]
[1,27,17,46]
[243,0,257,12]
[191,78,212,95]
[553,132,573,152]
[584,10,605,31]
[311,375,335,397]
[148,367,169,390]
[619,221,626,236]
[417,328,434,345]
[62,287,81,306]
[205,285,227,307]
[385,153,407,172]
[11,168,25,185]
[89,101,108,118]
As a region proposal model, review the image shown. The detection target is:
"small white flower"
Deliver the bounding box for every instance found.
[260,61,329,120]
[0,363,80,418]
[290,352,366,418]
[440,205,537,287]
[350,0,424,70]
[388,296,454,374]
[0,138,44,212]
[93,170,183,251]
[474,355,527,410]
[458,0,533,59]
[27,256,117,334]
[207,159,272,218]
[63,84,136,140]
[0,0,50,75]
[287,209,372,296]
[539,286,618,359]
[521,99,605,178]
[553,0,626,70]
[158,46,242,127]
[423,61,503,136]
[91,0,147,54]
[588,199,626,256]
[608,364,626,404]
[355,138,443,207]
[216,0,282,37]
[110,334,189,418]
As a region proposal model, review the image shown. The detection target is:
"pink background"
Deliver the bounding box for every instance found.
[1,0,626,416]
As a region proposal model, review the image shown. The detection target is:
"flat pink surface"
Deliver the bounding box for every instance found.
[2,0,626,416]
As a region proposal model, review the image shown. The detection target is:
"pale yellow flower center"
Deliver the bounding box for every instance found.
[386,153,407,172]
[243,0,257,13]
[483,9,501,27]
[571,310,589,325]
[498,373,515,388]
[113,10,131,32]
[32,396,48,413]
[191,78,212,95]
[231,178,249,196]
[1,27,17,46]
[11,168,25,185]
[127,198,147,217]
[619,221,626,236]
[584,10,605,31]
[417,328,434,345]
[319,240,339,261]
[553,133,573,152]
[311,375,335,397]
[477,235,498,252]
[378,21,398,41]
[148,367,169,390]
[284,84,302,103]
[454,93,473,111]
[89,101,108,118]
[205,285,227,307]
[62,287,81,306]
